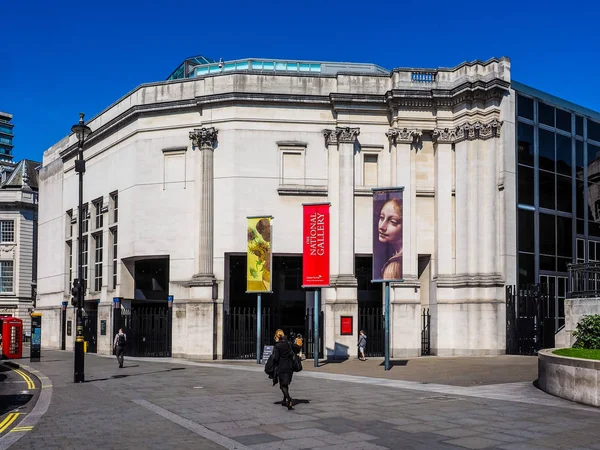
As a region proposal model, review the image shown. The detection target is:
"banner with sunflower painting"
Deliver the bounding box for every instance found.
[247,216,273,293]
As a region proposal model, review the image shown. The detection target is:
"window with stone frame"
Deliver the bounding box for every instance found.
[93,198,103,230]
[66,241,73,286]
[0,261,13,292]
[93,233,103,292]
[0,220,14,243]
[66,210,73,239]
[82,204,89,234]
[110,192,118,224]
[81,236,88,289]
[111,228,118,289]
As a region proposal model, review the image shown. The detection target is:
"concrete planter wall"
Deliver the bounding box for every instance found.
[538,349,600,407]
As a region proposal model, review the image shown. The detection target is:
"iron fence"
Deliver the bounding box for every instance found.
[303,308,324,359]
[223,307,272,360]
[358,307,384,357]
[568,262,600,298]
[121,306,172,357]
[421,308,431,356]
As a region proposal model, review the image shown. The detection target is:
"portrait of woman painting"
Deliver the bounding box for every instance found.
[372,189,403,282]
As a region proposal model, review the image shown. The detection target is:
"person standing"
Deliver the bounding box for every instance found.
[271,329,301,410]
[358,330,367,361]
[113,328,127,368]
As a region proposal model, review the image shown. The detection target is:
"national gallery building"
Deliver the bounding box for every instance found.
[36,54,600,360]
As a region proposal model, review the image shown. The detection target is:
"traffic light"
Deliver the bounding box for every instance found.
[71,279,81,307]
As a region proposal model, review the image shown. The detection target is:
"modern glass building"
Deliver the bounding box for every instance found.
[515,82,600,327]
[0,112,14,162]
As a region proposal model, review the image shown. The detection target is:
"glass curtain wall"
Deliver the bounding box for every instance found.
[517,92,600,304]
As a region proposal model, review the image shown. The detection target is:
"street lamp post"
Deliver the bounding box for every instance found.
[71,113,91,383]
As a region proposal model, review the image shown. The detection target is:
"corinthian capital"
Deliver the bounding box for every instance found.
[386,128,422,145]
[432,128,458,144]
[335,127,360,143]
[189,127,218,149]
[323,129,338,147]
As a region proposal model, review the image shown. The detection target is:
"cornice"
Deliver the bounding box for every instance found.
[436,273,504,288]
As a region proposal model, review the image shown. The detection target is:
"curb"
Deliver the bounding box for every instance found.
[0,363,53,450]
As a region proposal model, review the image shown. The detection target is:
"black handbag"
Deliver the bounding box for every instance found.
[288,341,303,372]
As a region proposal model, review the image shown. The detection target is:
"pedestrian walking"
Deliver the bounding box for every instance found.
[113,328,127,368]
[265,329,302,410]
[358,329,367,361]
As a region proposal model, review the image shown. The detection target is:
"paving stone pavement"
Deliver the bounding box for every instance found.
[7,351,600,450]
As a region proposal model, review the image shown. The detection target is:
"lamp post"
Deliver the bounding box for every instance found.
[71,113,91,383]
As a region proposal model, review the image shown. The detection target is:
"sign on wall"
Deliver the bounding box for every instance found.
[372,188,404,282]
[247,216,273,293]
[302,203,330,287]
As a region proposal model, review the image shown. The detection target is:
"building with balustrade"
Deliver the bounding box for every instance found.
[34,54,600,360]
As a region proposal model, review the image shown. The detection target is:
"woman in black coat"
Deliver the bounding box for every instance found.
[270,329,302,410]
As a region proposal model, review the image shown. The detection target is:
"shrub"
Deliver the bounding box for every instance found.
[573,314,600,349]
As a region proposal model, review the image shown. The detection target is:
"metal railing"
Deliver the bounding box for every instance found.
[568,262,600,298]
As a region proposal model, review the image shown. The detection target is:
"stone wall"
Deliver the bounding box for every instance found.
[538,349,600,407]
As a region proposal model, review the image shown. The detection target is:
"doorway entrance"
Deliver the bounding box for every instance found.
[116,257,172,357]
[82,301,98,353]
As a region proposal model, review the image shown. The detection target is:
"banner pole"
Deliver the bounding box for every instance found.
[314,289,319,368]
[257,293,262,364]
[384,282,390,371]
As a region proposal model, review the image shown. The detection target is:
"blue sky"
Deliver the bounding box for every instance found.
[1,0,599,162]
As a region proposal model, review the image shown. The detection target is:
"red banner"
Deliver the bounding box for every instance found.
[302,203,330,287]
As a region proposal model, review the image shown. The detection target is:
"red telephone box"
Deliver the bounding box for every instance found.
[1,317,23,359]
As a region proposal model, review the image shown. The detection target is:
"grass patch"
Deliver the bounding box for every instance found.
[553,348,600,360]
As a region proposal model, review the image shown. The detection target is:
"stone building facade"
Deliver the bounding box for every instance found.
[0,159,39,330]
[36,56,516,358]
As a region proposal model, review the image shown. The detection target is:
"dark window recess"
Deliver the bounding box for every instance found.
[556,109,572,133]
[517,123,535,166]
[556,216,572,257]
[556,176,572,213]
[590,221,600,238]
[540,255,556,271]
[518,253,535,286]
[539,213,556,255]
[588,182,600,221]
[518,166,535,206]
[577,219,585,235]
[518,209,535,253]
[576,179,585,219]
[590,242,596,261]
[557,257,571,273]
[576,140,584,179]
[589,120,600,142]
[588,144,600,183]
[539,171,556,210]
[517,95,534,120]
[538,102,555,127]
[577,239,585,259]
[538,129,555,172]
[555,134,572,176]
[576,116,584,137]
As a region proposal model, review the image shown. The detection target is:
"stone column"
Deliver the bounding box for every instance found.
[385,128,422,357]
[175,127,218,361]
[189,127,218,284]
[335,127,360,283]
[322,127,359,360]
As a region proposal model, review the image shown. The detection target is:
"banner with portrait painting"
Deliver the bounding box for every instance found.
[302,203,330,287]
[372,188,404,282]
[247,216,273,293]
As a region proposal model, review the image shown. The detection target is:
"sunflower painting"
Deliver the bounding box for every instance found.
[247,216,272,292]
